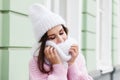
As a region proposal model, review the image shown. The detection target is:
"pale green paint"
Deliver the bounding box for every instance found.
[86,50,96,71]
[82,32,96,49]
[87,14,96,33]
[113,27,117,38]
[86,0,96,16]
[81,14,87,51]
[81,50,96,71]
[0,0,48,80]
[113,39,117,50]
[113,0,118,4]
[2,0,10,10]
[113,4,118,15]
[9,12,35,47]
[2,12,9,47]
[86,32,96,49]
[82,14,87,57]
[0,2,10,80]
[10,0,46,15]
[81,32,87,51]
[113,15,118,26]
[112,50,118,66]
[0,50,1,80]
[82,14,87,31]
[82,14,96,32]
[0,12,2,46]
[82,0,97,71]
[1,49,9,80]
[82,0,96,16]
[82,0,87,12]
[112,1,118,66]
[81,50,87,61]
[9,48,31,80]
[0,0,2,10]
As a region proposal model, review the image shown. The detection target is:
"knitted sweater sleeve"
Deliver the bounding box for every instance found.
[67,53,93,80]
[29,58,67,80]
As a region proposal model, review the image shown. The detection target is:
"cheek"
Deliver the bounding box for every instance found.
[62,34,67,41]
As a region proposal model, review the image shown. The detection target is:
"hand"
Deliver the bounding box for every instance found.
[44,46,62,64]
[68,44,79,66]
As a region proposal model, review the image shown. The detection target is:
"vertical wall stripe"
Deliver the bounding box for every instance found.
[82,0,97,71]
[1,0,10,80]
[82,0,87,59]
[2,0,10,10]
[2,11,10,46]
[0,49,1,80]
[1,49,9,80]
[112,0,118,66]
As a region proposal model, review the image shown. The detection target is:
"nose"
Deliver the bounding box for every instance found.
[56,35,64,44]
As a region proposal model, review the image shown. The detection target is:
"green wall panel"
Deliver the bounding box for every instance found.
[2,12,9,47]
[113,27,118,38]
[113,39,117,50]
[86,50,96,71]
[82,14,87,31]
[86,33,96,49]
[86,15,96,32]
[113,15,118,26]
[1,49,9,80]
[112,50,118,66]
[83,0,96,16]
[112,0,118,67]
[0,0,10,10]
[9,12,35,47]
[0,0,2,10]
[9,48,31,80]
[82,32,87,50]
[113,4,118,15]
[10,0,46,14]
[86,0,96,15]
[82,14,96,33]
[82,32,96,49]
[113,0,118,5]
[0,12,2,46]
[0,50,2,80]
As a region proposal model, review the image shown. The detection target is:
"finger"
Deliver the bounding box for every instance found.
[71,44,78,47]
[44,46,49,55]
[69,49,78,57]
[69,47,76,53]
[69,49,75,55]
[49,46,53,54]
[53,48,57,54]
[70,46,78,53]
[71,44,78,49]
[49,46,54,57]
[45,46,51,59]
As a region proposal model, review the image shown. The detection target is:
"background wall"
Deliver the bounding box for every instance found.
[0,0,120,80]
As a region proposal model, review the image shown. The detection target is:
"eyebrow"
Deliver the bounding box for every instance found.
[48,28,63,37]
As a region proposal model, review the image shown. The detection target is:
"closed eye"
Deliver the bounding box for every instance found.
[59,29,65,35]
[48,35,56,40]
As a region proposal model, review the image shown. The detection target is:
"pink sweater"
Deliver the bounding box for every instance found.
[29,53,93,80]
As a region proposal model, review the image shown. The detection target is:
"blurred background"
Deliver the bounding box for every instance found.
[0,0,120,80]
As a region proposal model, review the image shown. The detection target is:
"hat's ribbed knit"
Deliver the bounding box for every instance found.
[28,3,66,42]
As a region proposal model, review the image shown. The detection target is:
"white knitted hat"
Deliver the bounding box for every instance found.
[29,3,66,42]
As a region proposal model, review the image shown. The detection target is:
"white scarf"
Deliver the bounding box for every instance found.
[31,37,78,67]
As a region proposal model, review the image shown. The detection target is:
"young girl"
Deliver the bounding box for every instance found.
[29,3,93,80]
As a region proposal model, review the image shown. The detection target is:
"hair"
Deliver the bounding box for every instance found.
[37,25,68,74]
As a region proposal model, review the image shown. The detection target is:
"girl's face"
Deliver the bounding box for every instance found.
[47,25,67,44]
